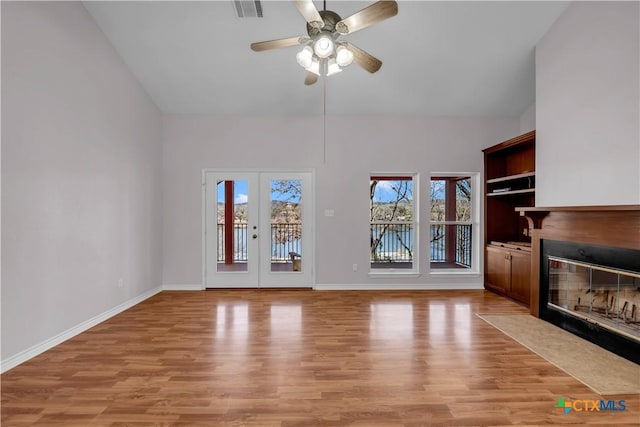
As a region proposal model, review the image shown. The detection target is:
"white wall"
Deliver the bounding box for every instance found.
[520,103,536,134]
[161,115,323,286]
[536,1,640,207]
[1,2,163,366]
[162,114,518,288]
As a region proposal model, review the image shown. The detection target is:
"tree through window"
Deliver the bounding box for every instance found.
[370,175,415,270]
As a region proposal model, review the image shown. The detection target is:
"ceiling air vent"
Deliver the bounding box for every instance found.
[234,0,263,18]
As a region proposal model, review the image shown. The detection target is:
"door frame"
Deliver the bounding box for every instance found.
[201,168,316,289]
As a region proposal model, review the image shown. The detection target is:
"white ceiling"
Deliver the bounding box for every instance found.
[83,1,569,116]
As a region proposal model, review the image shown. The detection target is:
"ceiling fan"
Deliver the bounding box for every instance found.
[250,0,398,85]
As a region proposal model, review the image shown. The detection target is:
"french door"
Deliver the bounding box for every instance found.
[204,170,314,288]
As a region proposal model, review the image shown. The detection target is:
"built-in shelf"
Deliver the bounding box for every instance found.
[483,130,536,307]
[489,241,532,251]
[488,188,535,197]
[486,171,535,184]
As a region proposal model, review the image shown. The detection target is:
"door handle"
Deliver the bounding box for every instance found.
[252,234,258,239]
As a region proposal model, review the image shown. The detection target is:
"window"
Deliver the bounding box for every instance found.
[370,175,416,271]
[430,176,474,270]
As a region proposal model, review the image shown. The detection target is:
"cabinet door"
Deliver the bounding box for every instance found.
[485,246,510,293]
[509,249,531,304]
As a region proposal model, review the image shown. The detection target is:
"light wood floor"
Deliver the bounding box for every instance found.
[2,290,639,426]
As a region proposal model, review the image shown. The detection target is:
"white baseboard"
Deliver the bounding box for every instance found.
[162,284,203,291]
[0,286,162,374]
[314,282,484,290]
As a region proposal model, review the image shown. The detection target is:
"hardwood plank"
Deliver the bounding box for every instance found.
[2,290,639,425]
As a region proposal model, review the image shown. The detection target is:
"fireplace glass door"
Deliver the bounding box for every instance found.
[548,256,640,340]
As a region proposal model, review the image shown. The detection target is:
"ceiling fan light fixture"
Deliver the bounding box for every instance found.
[313,34,334,58]
[296,46,314,68]
[306,58,321,76]
[335,45,354,67]
[326,58,342,76]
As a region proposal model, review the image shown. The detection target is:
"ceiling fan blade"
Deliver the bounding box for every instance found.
[293,0,323,29]
[251,36,308,52]
[344,42,382,73]
[304,72,318,86]
[335,1,398,35]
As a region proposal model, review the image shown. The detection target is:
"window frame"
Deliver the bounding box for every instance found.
[428,173,481,275]
[369,173,420,277]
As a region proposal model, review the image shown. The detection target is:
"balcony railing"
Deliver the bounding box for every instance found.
[430,223,472,268]
[370,222,413,263]
[270,223,301,262]
[217,222,472,268]
[369,223,472,267]
[217,223,248,262]
[217,223,301,262]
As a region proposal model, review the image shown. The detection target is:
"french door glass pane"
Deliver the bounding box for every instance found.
[270,179,302,272]
[217,180,249,272]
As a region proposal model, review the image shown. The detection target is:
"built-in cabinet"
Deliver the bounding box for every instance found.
[483,130,535,305]
[485,243,531,304]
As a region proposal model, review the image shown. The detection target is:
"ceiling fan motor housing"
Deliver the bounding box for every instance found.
[307,10,342,37]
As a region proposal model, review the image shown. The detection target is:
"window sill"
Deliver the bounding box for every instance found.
[429,269,480,276]
[368,271,422,279]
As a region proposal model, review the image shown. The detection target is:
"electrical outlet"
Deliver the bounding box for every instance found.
[118,278,124,288]
[352,264,358,272]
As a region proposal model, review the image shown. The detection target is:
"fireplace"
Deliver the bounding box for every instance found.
[517,205,640,364]
[539,239,640,363]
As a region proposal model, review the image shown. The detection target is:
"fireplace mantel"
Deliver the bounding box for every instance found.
[515,205,640,317]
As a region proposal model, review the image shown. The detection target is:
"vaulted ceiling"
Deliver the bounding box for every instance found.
[84,1,569,116]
